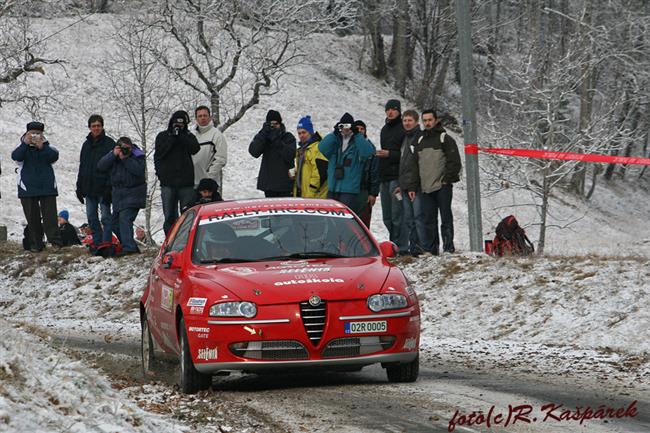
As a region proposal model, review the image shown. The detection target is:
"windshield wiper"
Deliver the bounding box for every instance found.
[199,257,258,264]
[261,252,347,261]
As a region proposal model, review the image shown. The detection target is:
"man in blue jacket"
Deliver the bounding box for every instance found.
[11,121,63,251]
[318,113,375,210]
[98,136,147,255]
[76,114,116,250]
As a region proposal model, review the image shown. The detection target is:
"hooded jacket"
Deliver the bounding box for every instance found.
[417,124,462,192]
[97,146,147,212]
[154,111,201,187]
[76,131,116,198]
[191,123,228,191]
[293,132,328,198]
[398,126,423,193]
[379,115,405,182]
[11,137,59,198]
[318,130,375,194]
[249,122,296,192]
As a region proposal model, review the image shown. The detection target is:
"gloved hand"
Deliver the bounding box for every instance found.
[102,190,112,205]
[76,190,84,204]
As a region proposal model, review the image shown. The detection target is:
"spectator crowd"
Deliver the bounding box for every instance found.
[7,99,461,257]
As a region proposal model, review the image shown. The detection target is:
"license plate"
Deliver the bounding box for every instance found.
[344,320,387,334]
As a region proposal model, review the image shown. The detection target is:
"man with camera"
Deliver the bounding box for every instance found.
[318,113,375,210]
[248,109,297,197]
[11,121,63,252]
[98,136,147,255]
[76,114,116,251]
[154,110,200,234]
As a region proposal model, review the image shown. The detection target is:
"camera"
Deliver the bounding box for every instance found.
[334,165,344,180]
[30,133,40,140]
[119,144,131,156]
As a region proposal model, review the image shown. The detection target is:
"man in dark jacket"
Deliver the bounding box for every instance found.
[249,110,296,197]
[319,113,375,210]
[155,110,200,234]
[76,114,116,249]
[397,110,426,256]
[11,121,63,251]
[377,99,407,253]
[418,109,462,253]
[353,120,380,227]
[98,137,147,255]
[57,210,81,246]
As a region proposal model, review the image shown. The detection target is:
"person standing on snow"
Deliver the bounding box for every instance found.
[191,105,228,195]
[154,110,200,234]
[11,121,63,252]
[98,136,147,255]
[318,112,375,210]
[76,114,116,251]
[249,109,296,197]
[352,120,380,227]
[292,115,328,198]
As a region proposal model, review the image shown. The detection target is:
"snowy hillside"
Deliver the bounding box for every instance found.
[1,14,649,256]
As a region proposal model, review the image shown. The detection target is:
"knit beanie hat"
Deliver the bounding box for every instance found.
[339,112,354,125]
[385,99,401,112]
[266,110,282,123]
[297,115,314,135]
[58,210,69,221]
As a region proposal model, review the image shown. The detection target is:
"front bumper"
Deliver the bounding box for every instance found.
[194,351,417,374]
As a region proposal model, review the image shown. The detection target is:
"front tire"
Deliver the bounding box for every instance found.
[141,314,156,379]
[386,354,419,383]
[179,318,212,394]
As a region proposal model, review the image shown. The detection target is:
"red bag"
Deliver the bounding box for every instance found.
[491,215,534,256]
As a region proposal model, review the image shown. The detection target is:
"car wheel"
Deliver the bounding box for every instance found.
[386,354,419,383]
[179,318,212,394]
[141,314,156,378]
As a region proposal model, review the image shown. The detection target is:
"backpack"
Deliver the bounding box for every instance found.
[491,215,534,256]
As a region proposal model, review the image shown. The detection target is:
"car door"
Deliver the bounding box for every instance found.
[155,210,196,352]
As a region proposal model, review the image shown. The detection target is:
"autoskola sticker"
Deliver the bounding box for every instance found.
[200,208,353,225]
[161,285,173,312]
[187,297,207,307]
[197,347,218,360]
[278,267,331,274]
[274,278,344,286]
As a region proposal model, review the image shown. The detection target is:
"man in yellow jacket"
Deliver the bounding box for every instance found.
[292,115,328,198]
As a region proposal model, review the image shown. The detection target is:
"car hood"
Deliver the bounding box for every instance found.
[190,257,390,305]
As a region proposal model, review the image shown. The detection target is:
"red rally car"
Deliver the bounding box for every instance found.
[140,198,421,393]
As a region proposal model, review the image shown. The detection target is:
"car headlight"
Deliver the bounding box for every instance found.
[209,301,257,318]
[367,294,408,312]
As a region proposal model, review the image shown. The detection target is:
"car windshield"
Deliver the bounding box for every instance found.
[191,209,378,264]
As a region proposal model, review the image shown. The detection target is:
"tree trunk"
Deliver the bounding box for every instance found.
[391,0,410,95]
[537,172,549,255]
[487,0,501,86]
[371,23,387,78]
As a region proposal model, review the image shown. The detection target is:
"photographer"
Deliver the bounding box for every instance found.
[98,137,146,256]
[248,109,296,197]
[11,121,63,252]
[318,113,374,211]
[154,110,200,234]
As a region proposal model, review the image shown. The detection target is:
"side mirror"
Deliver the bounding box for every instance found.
[162,251,181,269]
[379,241,397,258]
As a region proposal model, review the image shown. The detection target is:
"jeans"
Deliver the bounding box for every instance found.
[401,193,428,255]
[327,191,359,211]
[161,186,195,234]
[85,195,113,245]
[380,180,407,252]
[420,184,454,253]
[115,207,140,252]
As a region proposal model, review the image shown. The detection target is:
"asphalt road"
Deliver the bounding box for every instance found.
[50,332,650,433]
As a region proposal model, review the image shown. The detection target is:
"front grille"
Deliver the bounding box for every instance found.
[229,340,308,360]
[322,336,396,358]
[300,300,327,346]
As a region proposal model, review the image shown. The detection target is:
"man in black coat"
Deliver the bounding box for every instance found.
[76,114,116,248]
[154,110,200,234]
[377,99,407,253]
[249,110,296,197]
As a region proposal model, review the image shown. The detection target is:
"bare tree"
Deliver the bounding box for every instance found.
[141,0,357,131]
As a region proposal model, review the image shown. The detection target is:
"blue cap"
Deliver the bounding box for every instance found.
[58,210,69,221]
[297,115,314,135]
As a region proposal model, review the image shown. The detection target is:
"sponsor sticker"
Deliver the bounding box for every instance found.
[187,297,207,307]
[278,267,331,274]
[189,326,210,333]
[189,306,204,315]
[161,285,173,312]
[199,208,353,225]
[221,266,257,275]
[197,347,218,360]
[274,278,344,286]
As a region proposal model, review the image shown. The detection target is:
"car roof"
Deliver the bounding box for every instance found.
[194,197,349,218]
